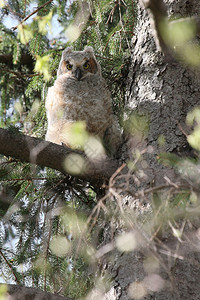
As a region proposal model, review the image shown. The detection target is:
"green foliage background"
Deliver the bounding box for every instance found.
[0,0,136,297]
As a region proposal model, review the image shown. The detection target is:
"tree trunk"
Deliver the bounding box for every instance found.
[100,1,200,299]
[128,1,200,144]
[125,0,200,185]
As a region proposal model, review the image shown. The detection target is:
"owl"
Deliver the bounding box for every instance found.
[45,46,121,157]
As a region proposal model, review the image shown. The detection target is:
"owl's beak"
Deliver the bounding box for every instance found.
[74,67,83,81]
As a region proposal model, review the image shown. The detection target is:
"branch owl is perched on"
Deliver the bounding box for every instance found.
[45,46,121,156]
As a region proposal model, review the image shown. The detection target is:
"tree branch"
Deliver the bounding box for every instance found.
[3,283,73,300]
[0,128,119,182]
[0,54,34,69]
[12,0,54,31]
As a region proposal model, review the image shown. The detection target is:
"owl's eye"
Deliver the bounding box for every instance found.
[66,62,73,70]
[83,61,90,70]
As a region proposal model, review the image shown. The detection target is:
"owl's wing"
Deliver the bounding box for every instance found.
[45,86,55,114]
[103,117,122,157]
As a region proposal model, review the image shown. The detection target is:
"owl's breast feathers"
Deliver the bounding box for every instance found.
[46,74,113,137]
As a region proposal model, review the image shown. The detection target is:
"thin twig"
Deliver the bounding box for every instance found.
[12,0,53,31]
[128,183,190,199]
[109,163,126,186]
[176,120,188,137]
[0,68,40,78]
[0,249,20,284]
[0,177,48,182]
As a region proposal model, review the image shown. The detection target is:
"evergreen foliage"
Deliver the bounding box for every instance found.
[1,1,200,298]
[0,0,137,297]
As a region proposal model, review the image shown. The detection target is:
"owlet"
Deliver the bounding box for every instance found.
[45,46,121,156]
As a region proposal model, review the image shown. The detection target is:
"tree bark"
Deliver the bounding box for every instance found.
[0,128,119,183]
[99,1,200,299]
[3,283,73,300]
[125,0,200,185]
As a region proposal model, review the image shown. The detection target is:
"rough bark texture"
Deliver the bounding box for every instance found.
[3,284,73,300]
[124,0,200,186]
[0,128,119,183]
[101,1,200,299]
[127,0,200,154]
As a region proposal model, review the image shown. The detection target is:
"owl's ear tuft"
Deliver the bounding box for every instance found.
[57,47,73,77]
[84,46,94,54]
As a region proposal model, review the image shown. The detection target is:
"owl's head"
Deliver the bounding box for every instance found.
[57,46,101,80]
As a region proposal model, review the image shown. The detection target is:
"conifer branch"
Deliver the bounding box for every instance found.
[0,250,20,284]
[12,0,54,31]
[2,283,73,300]
[0,54,34,69]
[0,128,119,182]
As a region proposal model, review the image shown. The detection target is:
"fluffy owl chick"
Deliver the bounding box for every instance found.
[45,46,121,156]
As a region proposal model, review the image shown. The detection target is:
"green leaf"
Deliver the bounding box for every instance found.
[186,107,200,126]
[34,55,51,81]
[0,0,5,8]
[157,152,181,167]
[63,121,89,149]
[36,10,53,35]
[187,126,200,151]
[0,284,7,300]
[17,24,33,45]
